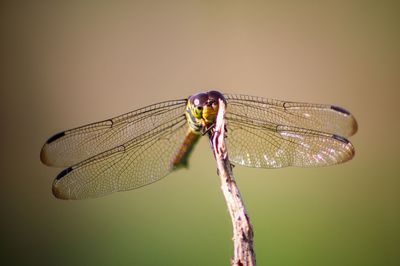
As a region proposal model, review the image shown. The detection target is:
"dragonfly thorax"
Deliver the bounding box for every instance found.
[186,91,226,134]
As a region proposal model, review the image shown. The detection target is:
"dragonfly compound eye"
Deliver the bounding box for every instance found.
[207,90,226,105]
[189,93,208,107]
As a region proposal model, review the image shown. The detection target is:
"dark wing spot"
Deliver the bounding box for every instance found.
[55,167,73,180]
[332,134,350,144]
[331,105,350,115]
[46,131,65,144]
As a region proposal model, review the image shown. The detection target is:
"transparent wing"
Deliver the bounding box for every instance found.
[226,117,355,168]
[224,94,357,168]
[224,94,358,137]
[41,99,188,167]
[52,117,189,199]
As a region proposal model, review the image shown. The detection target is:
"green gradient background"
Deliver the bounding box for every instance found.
[1,1,399,265]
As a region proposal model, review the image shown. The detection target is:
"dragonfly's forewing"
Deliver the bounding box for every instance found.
[41,100,187,167]
[52,115,188,199]
[224,94,357,168]
[224,94,357,137]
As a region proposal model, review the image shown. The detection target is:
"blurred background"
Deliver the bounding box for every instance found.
[1,1,399,265]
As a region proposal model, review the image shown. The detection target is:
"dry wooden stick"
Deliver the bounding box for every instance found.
[210,99,256,266]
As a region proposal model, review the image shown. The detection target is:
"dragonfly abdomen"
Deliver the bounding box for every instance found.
[172,129,201,169]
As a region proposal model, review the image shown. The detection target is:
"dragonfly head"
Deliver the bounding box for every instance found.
[187,90,227,127]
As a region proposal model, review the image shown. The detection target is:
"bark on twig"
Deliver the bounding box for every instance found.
[210,99,256,266]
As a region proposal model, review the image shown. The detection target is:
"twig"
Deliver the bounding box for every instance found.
[210,99,256,266]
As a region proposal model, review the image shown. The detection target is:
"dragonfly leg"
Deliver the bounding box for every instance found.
[202,123,215,136]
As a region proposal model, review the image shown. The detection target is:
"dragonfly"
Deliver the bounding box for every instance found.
[40,91,357,200]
